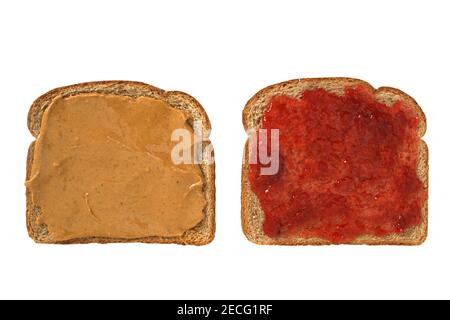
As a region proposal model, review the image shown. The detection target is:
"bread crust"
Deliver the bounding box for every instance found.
[27,81,215,245]
[241,77,428,245]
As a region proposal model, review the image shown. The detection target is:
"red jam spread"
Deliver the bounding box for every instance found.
[249,86,425,243]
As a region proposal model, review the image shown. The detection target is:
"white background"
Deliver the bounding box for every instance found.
[0,0,449,300]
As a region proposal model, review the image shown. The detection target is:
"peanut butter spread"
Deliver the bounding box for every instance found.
[26,94,206,241]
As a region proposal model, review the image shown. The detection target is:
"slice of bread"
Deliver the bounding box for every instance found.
[26,81,215,245]
[242,77,428,245]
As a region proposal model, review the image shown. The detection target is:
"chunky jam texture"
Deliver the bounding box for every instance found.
[249,86,425,243]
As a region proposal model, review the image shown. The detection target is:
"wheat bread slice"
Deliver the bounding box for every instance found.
[242,77,428,245]
[26,81,215,245]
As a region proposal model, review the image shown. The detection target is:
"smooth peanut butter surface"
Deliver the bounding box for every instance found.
[26,94,206,241]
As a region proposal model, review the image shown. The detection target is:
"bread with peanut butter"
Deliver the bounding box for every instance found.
[242,77,428,245]
[26,81,215,245]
